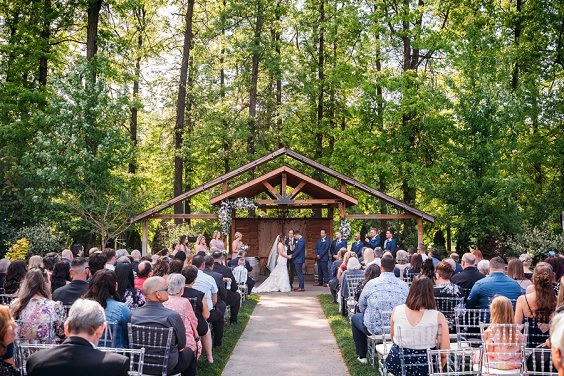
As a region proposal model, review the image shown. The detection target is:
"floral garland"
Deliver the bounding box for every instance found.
[218,198,259,234]
[339,218,352,240]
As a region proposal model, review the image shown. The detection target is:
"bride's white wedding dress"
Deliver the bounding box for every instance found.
[255,239,291,293]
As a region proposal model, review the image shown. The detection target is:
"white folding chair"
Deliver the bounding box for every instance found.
[14,342,55,375]
[480,322,528,375]
[344,274,364,320]
[392,324,442,376]
[427,347,482,376]
[0,293,17,306]
[127,324,173,376]
[525,347,558,375]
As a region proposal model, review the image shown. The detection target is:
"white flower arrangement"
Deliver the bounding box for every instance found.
[218,198,258,234]
[339,218,352,240]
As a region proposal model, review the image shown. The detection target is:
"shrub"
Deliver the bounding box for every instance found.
[10,224,66,257]
[5,238,30,261]
[505,221,564,263]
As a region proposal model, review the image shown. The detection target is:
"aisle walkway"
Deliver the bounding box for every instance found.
[222,286,349,376]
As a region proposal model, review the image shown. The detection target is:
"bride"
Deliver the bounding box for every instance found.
[254,234,291,293]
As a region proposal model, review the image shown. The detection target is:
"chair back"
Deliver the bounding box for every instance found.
[99,321,118,347]
[232,267,248,284]
[98,347,146,376]
[14,342,56,375]
[525,347,558,375]
[345,274,364,299]
[127,324,173,376]
[0,293,17,306]
[427,347,482,376]
[480,322,528,374]
[395,324,442,376]
[62,304,72,320]
[435,296,464,331]
[454,307,491,347]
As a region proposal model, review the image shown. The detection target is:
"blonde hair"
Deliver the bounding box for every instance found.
[28,255,43,269]
[362,248,375,264]
[213,230,221,240]
[342,251,357,268]
[234,232,242,239]
[489,296,518,344]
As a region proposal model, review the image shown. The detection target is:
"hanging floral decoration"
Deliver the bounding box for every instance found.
[339,217,352,240]
[218,198,258,234]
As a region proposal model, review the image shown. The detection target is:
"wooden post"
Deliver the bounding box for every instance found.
[222,181,228,193]
[340,180,346,193]
[142,219,148,255]
[417,217,424,245]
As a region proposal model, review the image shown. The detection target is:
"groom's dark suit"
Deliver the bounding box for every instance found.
[292,236,306,290]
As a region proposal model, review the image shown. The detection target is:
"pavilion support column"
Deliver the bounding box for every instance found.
[417,217,423,245]
[142,219,148,256]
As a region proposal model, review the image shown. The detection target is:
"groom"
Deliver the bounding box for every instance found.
[291,230,305,292]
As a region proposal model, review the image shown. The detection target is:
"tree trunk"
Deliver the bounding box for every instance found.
[316,0,325,159]
[183,59,195,219]
[173,0,195,221]
[512,0,522,90]
[248,0,263,178]
[221,0,230,172]
[129,7,145,174]
[38,0,51,86]
[275,0,283,147]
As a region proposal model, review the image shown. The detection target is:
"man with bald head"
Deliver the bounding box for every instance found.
[130,277,196,376]
[451,253,485,295]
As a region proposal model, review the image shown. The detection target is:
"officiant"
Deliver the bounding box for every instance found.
[286,229,296,289]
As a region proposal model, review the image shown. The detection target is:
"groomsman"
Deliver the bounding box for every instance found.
[383,228,398,256]
[330,231,347,262]
[314,229,330,286]
[350,233,364,257]
[286,229,296,289]
[365,228,381,250]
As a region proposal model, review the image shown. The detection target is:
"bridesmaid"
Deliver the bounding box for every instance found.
[231,232,243,260]
[194,235,208,254]
[209,231,225,252]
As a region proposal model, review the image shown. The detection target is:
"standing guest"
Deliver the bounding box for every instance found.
[433,261,462,298]
[178,235,191,254]
[339,258,364,316]
[114,262,145,310]
[478,259,490,276]
[452,253,485,294]
[0,259,10,292]
[211,251,241,325]
[152,258,170,279]
[4,261,27,294]
[209,231,225,252]
[70,243,84,258]
[365,228,381,250]
[467,257,524,309]
[131,277,197,376]
[314,229,330,287]
[395,250,410,278]
[181,266,213,363]
[28,256,43,270]
[351,256,409,363]
[194,235,208,254]
[61,249,73,265]
[26,299,129,376]
[41,253,59,279]
[450,253,463,274]
[286,229,296,288]
[550,312,564,375]
[0,306,17,375]
[10,269,65,343]
[519,254,533,279]
[130,250,141,273]
[405,253,423,279]
[385,276,450,376]
[231,232,244,260]
[514,262,556,347]
[88,253,107,276]
[383,228,398,256]
[50,261,70,293]
[53,258,90,306]
[350,233,364,257]
[164,274,201,359]
[330,231,347,264]
[507,259,533,290]
[361,248,375,266]
[83,270,130,348]
[104,249,117,271]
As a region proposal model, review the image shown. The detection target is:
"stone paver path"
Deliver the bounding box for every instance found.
[222,286,349,376]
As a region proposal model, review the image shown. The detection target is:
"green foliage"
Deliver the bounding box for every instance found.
[5,238,30,261]
[152,221,198,253]
[505,222,564,262]
[8,224,66,257]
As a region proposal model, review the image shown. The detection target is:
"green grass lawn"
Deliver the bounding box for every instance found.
[196,294,259,376]
[318,294,379,376]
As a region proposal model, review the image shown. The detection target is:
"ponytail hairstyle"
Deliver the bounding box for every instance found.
[533,262,556,322]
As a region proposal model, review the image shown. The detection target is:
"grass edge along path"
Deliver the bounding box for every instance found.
[318,294,378,376]
[196,294,259,376]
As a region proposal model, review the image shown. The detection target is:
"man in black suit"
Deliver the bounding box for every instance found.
[53,258,90,306]
[227,251,255,293]
[451,252,485,300]
[210,252,241,325]
[26,299,129,376]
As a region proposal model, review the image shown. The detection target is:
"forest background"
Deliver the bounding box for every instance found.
[1,0,563,259]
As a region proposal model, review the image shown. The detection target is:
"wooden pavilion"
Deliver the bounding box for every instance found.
[130,148,434,274]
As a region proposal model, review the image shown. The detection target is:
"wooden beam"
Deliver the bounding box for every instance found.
[222,181,228,193]
[142,220,148,256]
[340,180,346,193]
[345,214,419,220]
[417,217,424,245]
[287,180,306,199]
[262,181,281,199]
[255,199,340,206]
[151,214,219,219]
[281,171,287,197]
[338,202,345,218]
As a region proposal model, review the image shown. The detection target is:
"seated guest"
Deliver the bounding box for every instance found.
[28,256,43,270]
[232,258,248,284]
[480,296,525,370]
[337,252,357,280]
[169,259,185,275]
[467,257,524,309]
[131,277,196,376]
[130,250,141,273]
[227,251,255,293]
[164,274,201,359]
[351,256,409,364]
[211,251,241,325]
[203,256,232,323]
[451,253,485,295]
[550,312,564,376]
[88,253,107,277]
[182,266,213,364]
[404,253,423,279]
[519,254,533,280]
[42,253,59,279]
[329,248,348,303]
[10,268,64,343]
[428,248,441,267]
[395,250,410,278]
[83,270,130,348]
[433,261,462,298]
[103,248,116,271]
[421,258,435,279]
[61,249,73,265]
[152,258,170,278]
[450,253,463,273]
[0,306,17,375]
[26,299,129,376]
[53,258,90,306]
[134,261,152,290]
[4,261,26,294]
[339,258,364,317]
[50,261,70,293]
[0,259,9,293]
[353,264,380,311]
[385,276,450,376]
[361,248,375,267]
[514,262,556,347]
[115,262,145,309]
[478,259,490,276]
[508,259,533,290]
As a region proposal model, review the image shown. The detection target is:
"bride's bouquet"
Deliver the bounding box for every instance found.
[240,243,249,252]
